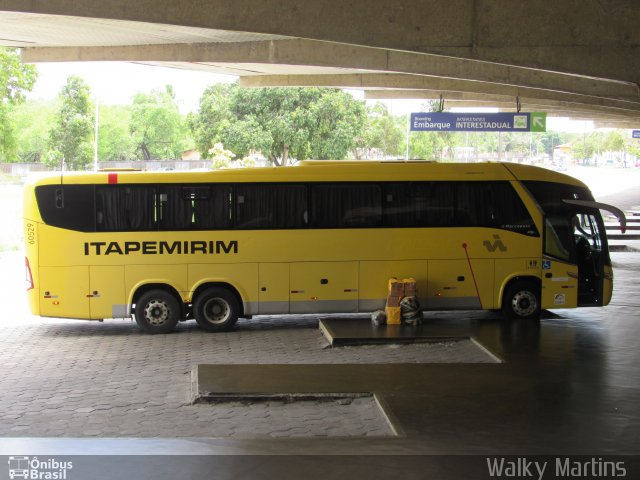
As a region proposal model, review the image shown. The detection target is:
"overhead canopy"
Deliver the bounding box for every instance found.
[0,0,639,125]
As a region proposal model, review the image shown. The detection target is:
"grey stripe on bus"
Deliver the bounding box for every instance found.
[246,296,482,316]
[111,304,130,318]
[120,296,482,318]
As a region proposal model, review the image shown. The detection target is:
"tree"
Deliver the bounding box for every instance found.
[628,141,640,163]
[188,83,234,158]
[356,102,404,159]
[306,90,365,160]
[604,130,625,153]
[540,131,566,157]
[410,132,446,160]
[228,86,313,165]
[98,105,136,161]
[209,142,236,169]
[220,116,273,160]
[572,132,608,165]
[130,85,188,160]
[192,84,366,165]
[13,99,57,163]
[0,47,38,162]
[407,100,458,161]
[47,75,94,170]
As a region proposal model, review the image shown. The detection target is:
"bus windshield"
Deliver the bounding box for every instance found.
[523,181,605,263]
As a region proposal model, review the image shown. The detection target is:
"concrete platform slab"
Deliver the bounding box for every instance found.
[1,251,640,478]
[318,316,503,363]
[319,316,470,346]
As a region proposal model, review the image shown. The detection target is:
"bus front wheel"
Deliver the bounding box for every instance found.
[502,281,541,320]
[134,289,181,334]
[193,287,240,332]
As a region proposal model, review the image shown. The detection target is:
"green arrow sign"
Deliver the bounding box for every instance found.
[530,112,547,132]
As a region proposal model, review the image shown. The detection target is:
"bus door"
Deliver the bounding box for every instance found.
[563,200,624,307]
[570,210,607,306]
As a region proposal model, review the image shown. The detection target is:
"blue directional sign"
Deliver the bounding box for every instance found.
[633,130,640,139]
[410,112,547,132]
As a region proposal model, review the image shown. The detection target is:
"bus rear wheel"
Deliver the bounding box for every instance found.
[134,289,181,334]
[502,280,541,320]
[193,287,240,332]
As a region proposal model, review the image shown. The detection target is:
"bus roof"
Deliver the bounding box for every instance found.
[25,162,588,189]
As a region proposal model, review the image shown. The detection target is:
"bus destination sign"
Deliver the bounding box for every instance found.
[410,112,547,133]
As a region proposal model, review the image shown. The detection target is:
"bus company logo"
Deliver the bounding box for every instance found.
[83,240,238,256]
[7,456,73,479]
[483,235,507,253]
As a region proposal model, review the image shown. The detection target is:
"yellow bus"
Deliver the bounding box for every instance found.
[23,161,624,334]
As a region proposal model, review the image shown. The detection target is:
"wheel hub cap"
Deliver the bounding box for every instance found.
[144,300,169,326]
[511,291,537,317]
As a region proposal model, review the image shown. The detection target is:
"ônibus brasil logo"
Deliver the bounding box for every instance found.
[7,456,73,480]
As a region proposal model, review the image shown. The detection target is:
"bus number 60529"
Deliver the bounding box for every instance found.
[26,223,36,245]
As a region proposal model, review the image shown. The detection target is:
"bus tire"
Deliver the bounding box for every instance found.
[501,280,541,320]
[134,289,180,334]
[193,287,240,332]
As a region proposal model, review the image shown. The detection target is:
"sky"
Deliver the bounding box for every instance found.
[27,62,235,113]
[27,61,596,133]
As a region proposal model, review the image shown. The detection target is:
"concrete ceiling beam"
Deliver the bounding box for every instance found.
[21,39,640,101]
[2,0,639,83]
[240,74,640,118]
[424,102,640,118]
[239,73,639,100]
[363,89,640,116]
[594,121,640,129]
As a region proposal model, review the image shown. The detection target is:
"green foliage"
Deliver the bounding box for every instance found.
[0,47,38,162]
[13,99,57,163]
[306,90,366,159]
[540,131,565,156]
[0,47,37,105]
[188,83,234,157]
[47,76,94,170]
[227,86,316,165]
[98,105,136,161]
[221,116,273,159]
[0,106,17,162]
[130,85,187,160]
[356,102,405,159]
[406,101,457,161]
[604,130,625,152]
[410,132,450,160]
[191,84,366,165]
[571,130,637,165]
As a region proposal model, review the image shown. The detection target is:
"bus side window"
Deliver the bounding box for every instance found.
[545,216,571,261]
[158,186,194,230]
[236,184,306,229]
[384,182,455,228]
[424,182,454,226]
[193,185,232,229]
[311,183,381,228]
[35,185,95,232]
[156,184,232,231]
[456,182,484,226]
[383,182,427,227]
[96,185,157,231]
[485,182,538,236]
